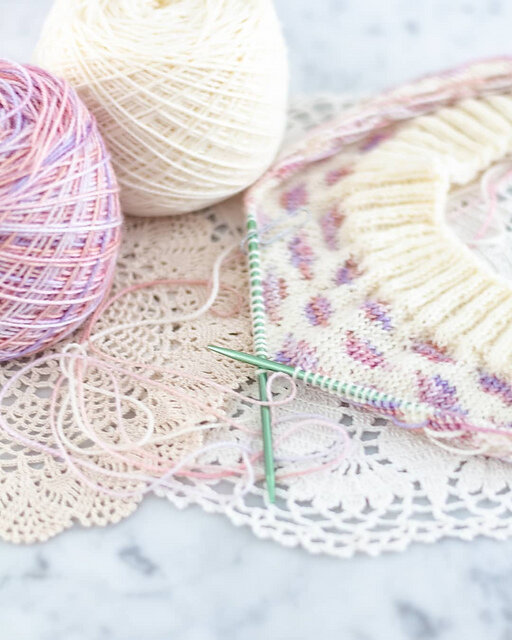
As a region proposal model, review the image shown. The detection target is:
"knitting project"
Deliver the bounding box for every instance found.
[245,59,512,459]
[159,95,512,558]
[5,94,512,557]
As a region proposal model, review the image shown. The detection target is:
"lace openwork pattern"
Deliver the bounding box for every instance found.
[2,96,512,555]
[0,203,252,544]
[160,96,512,559]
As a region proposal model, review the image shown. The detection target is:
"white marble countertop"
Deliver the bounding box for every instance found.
[3,1,512,638]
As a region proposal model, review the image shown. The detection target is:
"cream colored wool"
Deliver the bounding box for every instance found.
[339,95,512,376]
[35,0,288,216]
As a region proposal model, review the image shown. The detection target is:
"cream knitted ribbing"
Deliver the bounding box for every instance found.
[338,95,512,376]
[35,0,288,217]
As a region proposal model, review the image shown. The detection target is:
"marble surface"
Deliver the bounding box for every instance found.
[3,1,512,638]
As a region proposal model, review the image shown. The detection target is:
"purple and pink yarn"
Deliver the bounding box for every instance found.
[0,60,122,361]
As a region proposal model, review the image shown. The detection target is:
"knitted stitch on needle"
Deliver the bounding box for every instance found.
[246,58,512,460]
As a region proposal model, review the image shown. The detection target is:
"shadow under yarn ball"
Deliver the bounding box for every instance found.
[35,0,289,217]
[0,60,122,362]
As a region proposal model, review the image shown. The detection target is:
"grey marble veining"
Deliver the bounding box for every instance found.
[2,1,512,638]
[3,496,512,640]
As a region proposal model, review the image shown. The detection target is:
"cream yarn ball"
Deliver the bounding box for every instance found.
[35,0,288,216]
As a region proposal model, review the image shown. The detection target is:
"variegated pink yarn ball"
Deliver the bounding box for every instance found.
[0,60,122,361]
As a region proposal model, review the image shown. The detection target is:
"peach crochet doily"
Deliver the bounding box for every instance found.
[0,203,252,543]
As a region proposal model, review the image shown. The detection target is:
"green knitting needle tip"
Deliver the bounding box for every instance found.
[207,344,276,503]
[256,370,276,503]
[208,344,327,384]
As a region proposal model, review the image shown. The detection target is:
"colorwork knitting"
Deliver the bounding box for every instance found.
[246,58,512,459]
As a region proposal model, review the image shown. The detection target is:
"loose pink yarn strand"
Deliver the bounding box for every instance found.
[11,60,512,499]
[0,243,353,501]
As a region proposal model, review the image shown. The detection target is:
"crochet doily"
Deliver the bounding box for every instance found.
[159,95,512,558]
[2,95,512,556]
[0,206,252,544]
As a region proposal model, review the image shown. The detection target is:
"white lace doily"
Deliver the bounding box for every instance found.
[158,95,512,559]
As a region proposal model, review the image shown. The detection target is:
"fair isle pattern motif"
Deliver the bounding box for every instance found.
[262,271,288,324]
[412,340,455,365]
[479,371,512,407]
[334,258,362,286]
[416,373,462,412]
[359,129,395,152]
[288,232,315,280]
[245,58,512,460]
[305,296,333,327]
[345,331,387,370]
[275,334,319,371]
[320,207,345,250]
[362,300,393,332]
[325,166,352,186]
[281,184,308,214]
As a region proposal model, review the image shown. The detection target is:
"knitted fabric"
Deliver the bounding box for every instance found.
[246,59,512,459]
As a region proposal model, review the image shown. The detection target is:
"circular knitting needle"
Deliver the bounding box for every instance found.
[207,345,276,503]
[207,344,434,431]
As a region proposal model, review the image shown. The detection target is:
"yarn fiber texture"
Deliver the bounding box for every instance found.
[35,0,289,217]
[0,60,122,362]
